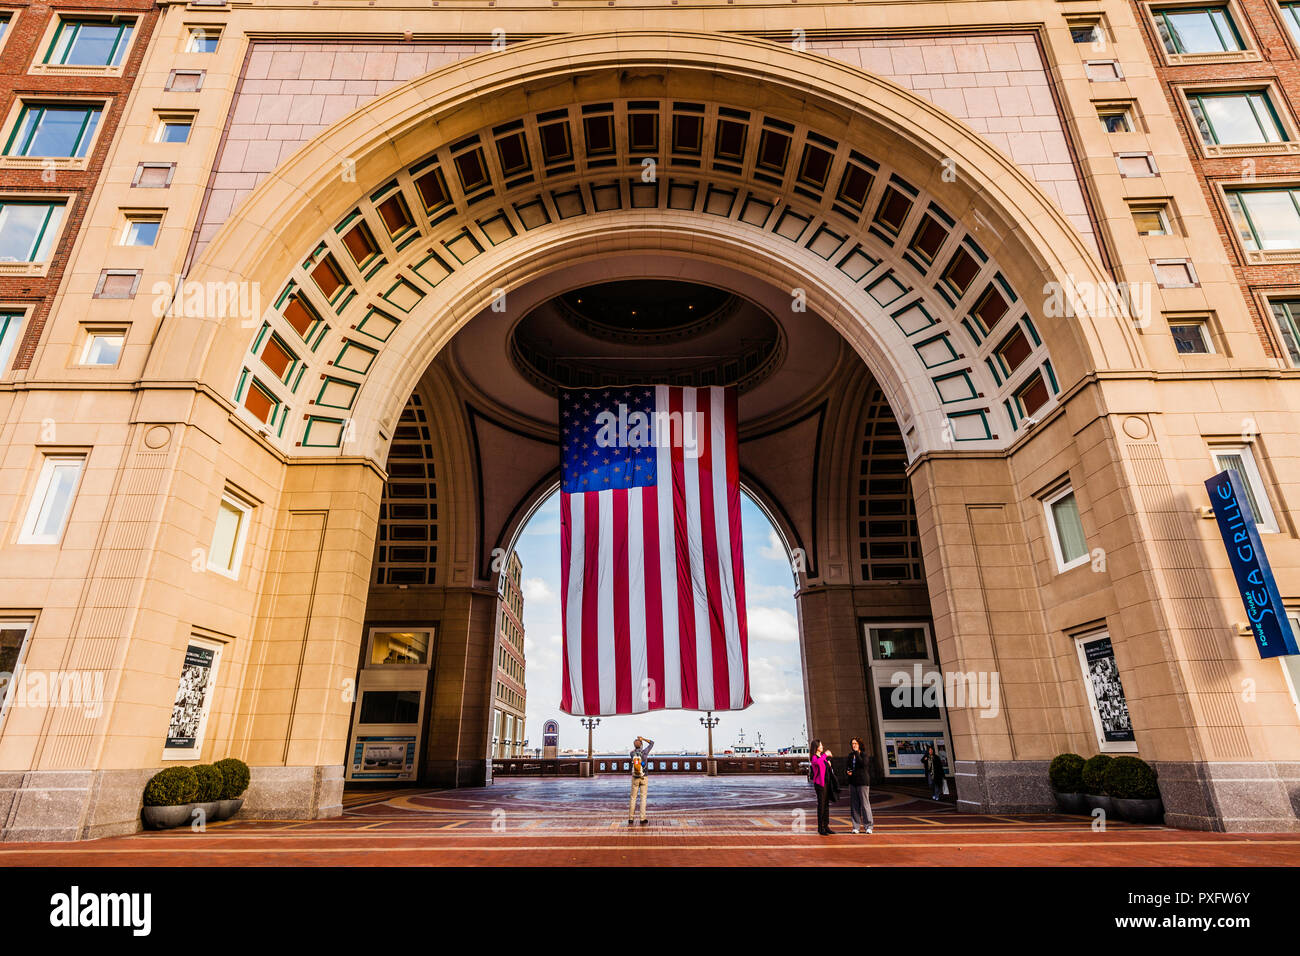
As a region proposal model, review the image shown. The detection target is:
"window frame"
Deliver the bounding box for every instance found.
[1130,201,1173,236]
[37,15,136,72]
[0,197,67,267]
[120,211,162,247]
[3,100,104,159]
[1279,609,1300,721]
[1043,483,1090,573]
[206,490,253,579]
[78,325,126,366]
[0,615,36,729]
[1222,183,1300,259]
[184,25,222,53]
[1169,318,1214,354]
[1264,294,1300,366]
[160,635,224,761]
[1073,630,1140,754]
[1209,443,1279,533]
[0,305,25,374]
[154,112,195,145]
[18,453,86,544]
[1150,3,1249,58]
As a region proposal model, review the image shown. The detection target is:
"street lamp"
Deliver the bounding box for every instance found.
[580,717,600,761]
[700,711,720,776]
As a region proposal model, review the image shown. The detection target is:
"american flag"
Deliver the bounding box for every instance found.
[559,385,751,715]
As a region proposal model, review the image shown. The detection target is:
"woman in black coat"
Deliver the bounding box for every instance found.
[846,736,873,833]
[922,744,945,800]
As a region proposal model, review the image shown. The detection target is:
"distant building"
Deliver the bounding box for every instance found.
[492,553,526,758]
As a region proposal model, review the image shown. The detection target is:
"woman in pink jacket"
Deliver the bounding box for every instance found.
[809,739,834,835]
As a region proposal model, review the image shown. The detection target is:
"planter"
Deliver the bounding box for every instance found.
[1084,794,1114,817]
[215,798,244,821]
[192,801,221,825]
[1053,791,1089,815]
[1113,796,1164,824]
[141,804,193,831]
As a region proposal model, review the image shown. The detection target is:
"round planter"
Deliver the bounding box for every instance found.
[1084,793,1115,817]
[141,804,193,830]
[215,797,244,821]
[1113,796,1164,824]
[192,801,222,825]
[1053,791,1089,815]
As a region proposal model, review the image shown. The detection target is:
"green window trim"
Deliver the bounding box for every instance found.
[0,310,22,373]
[1285,3,1300,44]
[1154,6,1243,55]
[1269,298,1300,365]
[0,201,65,262]
[44,19,134,67]
[1225,187,1300,251]
[1186,90,1286,146]
[4,104,103,158]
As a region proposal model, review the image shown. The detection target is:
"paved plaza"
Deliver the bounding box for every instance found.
[2,776,1298,866]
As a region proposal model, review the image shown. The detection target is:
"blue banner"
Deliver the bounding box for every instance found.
[1204,469,1299,658]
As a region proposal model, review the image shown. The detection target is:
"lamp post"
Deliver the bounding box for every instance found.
[700,711,720,776]
[580,717,600,776]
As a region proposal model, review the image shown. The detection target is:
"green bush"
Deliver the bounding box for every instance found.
[1048,753,1086,793]
[143,766,198,807]
[1103,755,1160,800]
[214,757,250,799]
[1081,754,1113,795]
[192,764,224,802]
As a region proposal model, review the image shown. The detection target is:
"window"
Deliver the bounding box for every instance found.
[45,18,134,67]
[1211,445,1278,532]
[1281,610,1300,719]
[0,618,35,723]
[0,14,10,44]
[1284,2,1300,45]
[1187,90,1286,145]
[1153,5,1244,54]
[79,328,124,365]
[0,200,64,263]
[1225,188,1300,250]
[20,454,85,543]
[368,628,432,666]
[1044,484,1088,571]
[185,26,220,53]
[156,115,192,144]
[5,103,102,158]
[121,214,161,246]
[1169,319,1212,353]
[0,308,21,372]
[207,491,252,577]
[163,638,221,759]
[1071,22,1102,44]
[1074,632,1138,753]
[1131,203,1171,235]
[1268,297,1300,365]
[1098,107,1133,132]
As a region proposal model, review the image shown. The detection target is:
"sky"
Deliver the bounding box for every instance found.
[512,490,808,755]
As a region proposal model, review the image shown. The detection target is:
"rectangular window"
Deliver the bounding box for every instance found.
[79,327,124,365]
[1153,5,1244,54]
[0,617,35,723]
[121,214,161,246]
[45,18,134,67]
[1281,610,1300,720]
[1044,484,1088,571]
[185,26,220,53]
[0,200,64,262]
[1131,203,1171,236]
[207,491,252,577]
[1211,444,1278,532]
[20,454,85,543]
[6,104,102,158]
[368,628,432,666]
[163,638,222,759]
[1225,188,1300,250]
[1074,632,1138,753]
[0,14,10,45]
[1187,90,1286,145]
[0,308,22,372]
[1170,320,1212,353]
[1268,297,1300,365]
[1098,107,1133,132]
[156,116,193,144]
[1071,22,1102,44]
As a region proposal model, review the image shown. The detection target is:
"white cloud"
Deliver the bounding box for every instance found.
[523,577,556,604]
[748,606,798,643]
[759,529,788,562]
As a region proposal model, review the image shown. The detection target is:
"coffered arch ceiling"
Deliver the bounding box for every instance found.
[178,31,1141,464]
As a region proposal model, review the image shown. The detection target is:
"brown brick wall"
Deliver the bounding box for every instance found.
[1132,0,1300,358]
[1,0,159,370]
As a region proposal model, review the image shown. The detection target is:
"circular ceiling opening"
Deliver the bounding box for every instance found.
[511,279,784,395]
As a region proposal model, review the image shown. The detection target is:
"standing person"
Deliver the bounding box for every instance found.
[628,735,654,826]
[808,739,835,835]
[922,743,945,801]
[846,736,873,834]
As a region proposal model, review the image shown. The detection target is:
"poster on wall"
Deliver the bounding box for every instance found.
[883,731,949,776]
[351,735,417,780]
[1081,635,1135,744]
[165,644,216,750]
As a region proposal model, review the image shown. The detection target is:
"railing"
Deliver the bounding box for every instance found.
[492,756,807,776]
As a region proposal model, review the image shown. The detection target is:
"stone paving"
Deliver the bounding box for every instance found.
[2,776,1298,866]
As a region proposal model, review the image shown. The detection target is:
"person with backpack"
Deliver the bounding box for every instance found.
[846,736,873,834]
[628,735,654,826]
[808,738,835,835]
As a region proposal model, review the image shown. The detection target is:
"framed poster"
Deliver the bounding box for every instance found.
[163,637,222,760]
[883,731,950,777]
[350,735,417,780]
[1074,631,1138,753]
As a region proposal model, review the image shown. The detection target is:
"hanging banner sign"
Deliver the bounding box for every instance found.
[1205,469,1299,659]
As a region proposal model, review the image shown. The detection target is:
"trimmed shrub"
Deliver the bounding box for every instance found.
[1103,755,1160,800]
[1048,753,1086,793]
[1081,754,1113,795]
[143,766,198,807]
[192,764,224,803]
[214,757,251,799]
